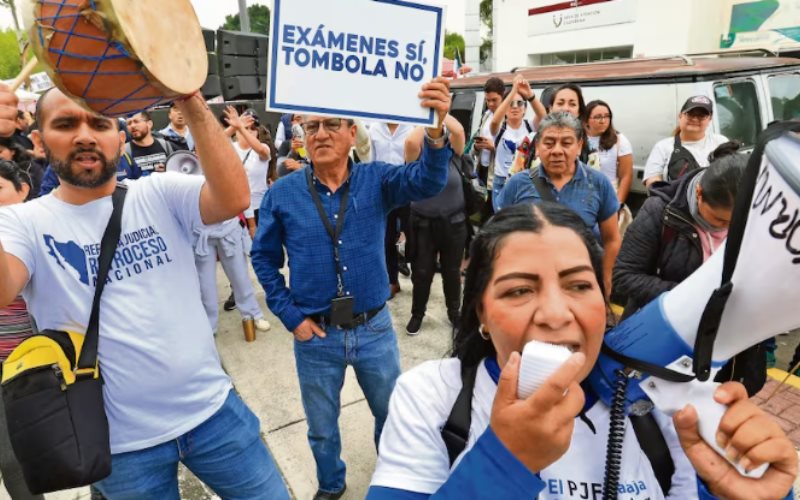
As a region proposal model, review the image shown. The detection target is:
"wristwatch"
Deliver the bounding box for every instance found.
[526,94,536,103]
[424,126,450,146]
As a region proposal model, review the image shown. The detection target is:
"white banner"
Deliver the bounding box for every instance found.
[528,0,635,36]
[267,0,445,126]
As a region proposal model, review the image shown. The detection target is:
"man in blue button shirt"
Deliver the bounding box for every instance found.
[496,111,621,298]
[251,77,453,500]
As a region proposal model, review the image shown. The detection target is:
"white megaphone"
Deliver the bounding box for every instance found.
[590,122,800,478]
[165,150,203,176]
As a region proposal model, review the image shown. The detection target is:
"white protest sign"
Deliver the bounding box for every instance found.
[267,0,445,126]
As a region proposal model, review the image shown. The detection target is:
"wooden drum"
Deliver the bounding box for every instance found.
[24,0,208,117]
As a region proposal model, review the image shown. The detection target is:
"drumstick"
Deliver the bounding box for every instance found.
[10,57,39,92]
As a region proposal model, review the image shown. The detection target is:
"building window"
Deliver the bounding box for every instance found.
[714,80,761,148]
[535,46,633,66]
[768,73,800,121]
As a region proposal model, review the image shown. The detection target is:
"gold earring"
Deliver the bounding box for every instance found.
[478,324,490,341]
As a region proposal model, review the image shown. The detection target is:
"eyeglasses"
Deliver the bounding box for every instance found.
[590,114,611,121]
[303,118,344,136]
[684,111,711,121]
[510,100,527,109]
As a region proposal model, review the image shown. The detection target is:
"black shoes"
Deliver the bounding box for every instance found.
[223,291,236,311]
[406,315,423,336]
[313,483,346,500]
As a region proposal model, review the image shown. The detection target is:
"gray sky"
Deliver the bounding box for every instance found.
[0,0,465,35]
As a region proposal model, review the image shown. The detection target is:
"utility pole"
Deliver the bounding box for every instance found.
[238,0,250,32]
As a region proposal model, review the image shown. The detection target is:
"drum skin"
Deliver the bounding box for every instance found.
[28,0,207,117]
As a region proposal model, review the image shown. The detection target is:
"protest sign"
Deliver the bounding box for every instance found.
[267,0,445,126]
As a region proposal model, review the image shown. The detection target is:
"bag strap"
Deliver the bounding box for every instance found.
[630,413,674,495]
[441,362,479,467]
[529,167,557,203]
[77,185,128,372]
[493,120,508,150]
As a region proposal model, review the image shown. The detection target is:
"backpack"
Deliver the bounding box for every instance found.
[665,135,701,182]
[452,153,486,218]
[493,119,533,151]
[441,363,676,495]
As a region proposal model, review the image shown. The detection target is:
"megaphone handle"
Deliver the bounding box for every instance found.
[10,57,39,92]
[644,378,767,478]
[692,392,768,478]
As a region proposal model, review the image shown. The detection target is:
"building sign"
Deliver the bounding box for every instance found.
[268,0,445,126]
[721,0,800,51]
[528,0,635,36]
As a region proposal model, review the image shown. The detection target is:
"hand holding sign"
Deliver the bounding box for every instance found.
[418,77,451,139]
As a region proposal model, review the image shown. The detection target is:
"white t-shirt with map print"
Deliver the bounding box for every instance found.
[372,358,699,499]
[0,173,231,454]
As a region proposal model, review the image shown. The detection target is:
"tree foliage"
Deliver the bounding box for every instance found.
[479,0,492,64]
[443,31,465,61]
[479,0,492,33]
[0,29,21,80]
[221,4,270,35]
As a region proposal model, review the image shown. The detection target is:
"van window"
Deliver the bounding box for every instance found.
[714,81,761,148]
[768,74,800,121]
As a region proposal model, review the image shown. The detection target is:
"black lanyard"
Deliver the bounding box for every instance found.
[305,168,351,297]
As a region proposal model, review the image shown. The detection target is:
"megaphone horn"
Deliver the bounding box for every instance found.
[165,151,203,176]
[590,121,800,480]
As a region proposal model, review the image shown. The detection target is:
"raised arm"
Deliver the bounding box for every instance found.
[490,82,516,137]
[515,76,546,128]
[177,95,250,224]
[0,241,28,308]
[224,106,270,161]
[0,84,28,308]
[404,115,465,164]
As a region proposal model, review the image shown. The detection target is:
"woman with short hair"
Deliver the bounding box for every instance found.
[643,96,728,187]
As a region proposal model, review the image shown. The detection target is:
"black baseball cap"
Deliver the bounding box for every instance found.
[681,95,713,114]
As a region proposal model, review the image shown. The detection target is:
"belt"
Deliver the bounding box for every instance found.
[309,304,384,329]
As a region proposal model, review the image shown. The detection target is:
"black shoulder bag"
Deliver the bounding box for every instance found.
[666,135,701,182]
[1,185,127,494]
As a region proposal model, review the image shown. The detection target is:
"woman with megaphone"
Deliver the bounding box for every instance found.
[366,203,796,499]
[613,142,767,396]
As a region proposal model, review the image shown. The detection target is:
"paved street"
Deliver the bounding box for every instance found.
[10,265,800,500]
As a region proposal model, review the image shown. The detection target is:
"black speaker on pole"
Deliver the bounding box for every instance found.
[202,75,222,99]
[220,55,261,77]
[217,30,269,57]
[202,28,216,52]
[207,52,219,75]
[222,76,262,101]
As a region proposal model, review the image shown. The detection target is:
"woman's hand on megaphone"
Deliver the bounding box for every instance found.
[673,382,797,500]
[490,351,586,474]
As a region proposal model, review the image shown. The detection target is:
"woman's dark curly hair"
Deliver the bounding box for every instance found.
[453,202,605,368]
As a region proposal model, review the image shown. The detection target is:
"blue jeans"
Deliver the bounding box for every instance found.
[294,305,401,494]
[491,175,507,212]
[95,390,288,500]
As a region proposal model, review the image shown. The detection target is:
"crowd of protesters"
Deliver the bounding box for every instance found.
[0,67,797,500]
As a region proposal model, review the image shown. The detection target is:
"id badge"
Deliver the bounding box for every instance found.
[330,296,354,326]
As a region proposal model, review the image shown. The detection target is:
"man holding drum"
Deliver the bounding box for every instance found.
[0,85,289,499]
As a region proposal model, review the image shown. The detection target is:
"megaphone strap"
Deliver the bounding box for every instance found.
[600,343,694,383]
[693,283,733,381]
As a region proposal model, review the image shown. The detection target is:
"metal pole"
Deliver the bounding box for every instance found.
[238,0,251,32]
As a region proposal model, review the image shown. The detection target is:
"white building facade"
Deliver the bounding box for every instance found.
[490,0,800,73]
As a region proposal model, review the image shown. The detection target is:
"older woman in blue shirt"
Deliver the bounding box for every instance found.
[496,111,621,297]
